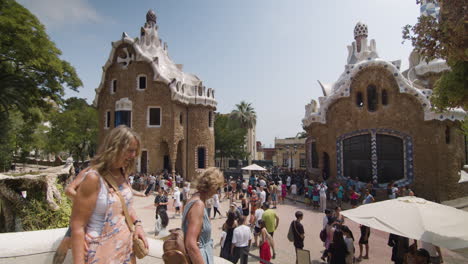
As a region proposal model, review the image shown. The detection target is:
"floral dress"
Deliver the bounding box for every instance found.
[85,172,135,264]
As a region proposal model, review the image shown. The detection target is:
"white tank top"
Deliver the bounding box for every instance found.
[85,171,108,237]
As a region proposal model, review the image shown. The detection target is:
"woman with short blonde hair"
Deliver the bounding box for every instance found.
[71,125,148,263]
[183,167,224,264]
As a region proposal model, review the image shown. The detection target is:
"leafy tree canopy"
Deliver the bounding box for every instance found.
[230,101,257,129]
[0,0,82,116]
[402,0,467,111]
[214,113,248,161]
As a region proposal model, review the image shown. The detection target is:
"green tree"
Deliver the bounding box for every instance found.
[402,0,467,111]
[214,113,248,168]
[48,98,98,162]
[0,0,82,117]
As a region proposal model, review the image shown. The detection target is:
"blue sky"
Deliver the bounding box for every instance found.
[19,0,420,147]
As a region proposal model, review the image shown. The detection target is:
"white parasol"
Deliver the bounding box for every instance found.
[341,196,468,257]
[241,164,267,171]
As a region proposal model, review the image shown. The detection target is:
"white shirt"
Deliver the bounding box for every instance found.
[254,208,264,228]
[259,179,266,187]
[173,191,182,207]
[291,184,297,194]
[220,231,227,248]
[344,237,355,254]
[242,182,247,190]
[232,225,252,247]
[319,184,327,196]
[213,194,220,208]
[322,215,329,229]
[259,191,266,204]
[287,176,291,186]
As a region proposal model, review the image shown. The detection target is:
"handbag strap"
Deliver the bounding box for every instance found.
[293,220,299,235]
[103,172,135,232]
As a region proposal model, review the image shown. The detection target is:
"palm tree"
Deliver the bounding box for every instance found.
[230,101,257,164]
[230,101,256,129]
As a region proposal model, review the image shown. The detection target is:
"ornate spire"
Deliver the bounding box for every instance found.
[354,21,368,40]
[146,9,157,26]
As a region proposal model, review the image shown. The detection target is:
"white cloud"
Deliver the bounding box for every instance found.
[18,0,105,28]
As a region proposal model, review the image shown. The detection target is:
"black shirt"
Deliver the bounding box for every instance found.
[291,220,305,249]
[154,194,168,211]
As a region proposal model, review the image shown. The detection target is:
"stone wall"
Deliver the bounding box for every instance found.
[305,66,468,202]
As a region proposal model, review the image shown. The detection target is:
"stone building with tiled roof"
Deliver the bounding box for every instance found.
[94,10,216,180]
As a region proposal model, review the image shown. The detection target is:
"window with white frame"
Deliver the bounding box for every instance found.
[111,79,117,94]
[137,75,147,90]
[105,111,111,129]
[148,107,161,127]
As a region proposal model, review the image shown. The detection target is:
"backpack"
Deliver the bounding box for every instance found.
[287,221,295,242]
[320,228,327,242]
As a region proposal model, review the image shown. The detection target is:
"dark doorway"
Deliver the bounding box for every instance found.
[140,151,147,173]
[343,134,372,182]
[164,155,170,171]
[322,152,330,180]
[377,135,404,183]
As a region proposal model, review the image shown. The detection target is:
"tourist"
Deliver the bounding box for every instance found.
[154,208,169,238]
[70,125,148,263]
[349,187,360,208]
[321,216,337,262]
[228,202,242,220]
[388,233,409,264]
[362,189,375,205]
[249,191,259,224]
[312,183,320,209]
[291,211,305,262]
[241,180,248,196]
[341,225,355,264]
[213,191,222,219]
[290,181,297,204]
[253,202,265,247]
[357,225,371,261]
[144,173,156,196]
[155,188,169,213]
[337,182,344,207]
[220,211,238,262]
[172,187,182,217]
[275,181,282,204]
[388,182,399,199]
[183,167,224,264]
[239,194,249,217]
[319,181,328,212]
[420,241,443,264]
[231,215,252,264]
[259,186,266,204]
[328,230,348,264]
[258,219,276,263]
[261,202,279,237]
[333,206,345,225]
[247,184,253,198]
[269,182,277,208]
[323,209,333,229]
[176,172,182,188]
[280,181,287,205]
[286,175,291,190]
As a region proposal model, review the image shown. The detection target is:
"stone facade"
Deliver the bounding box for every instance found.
[302,22,467,202]
[94,11,216,180]
[274,137,307,170]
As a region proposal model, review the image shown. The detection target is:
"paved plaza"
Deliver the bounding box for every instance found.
[134,191,467,264]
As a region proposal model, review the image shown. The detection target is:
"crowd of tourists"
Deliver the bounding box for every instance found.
[55,125,441,264]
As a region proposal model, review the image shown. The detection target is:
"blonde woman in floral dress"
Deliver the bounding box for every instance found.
[70,125,148,263]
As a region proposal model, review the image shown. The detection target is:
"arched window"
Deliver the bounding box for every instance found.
[382,90,388,105]
[197,147,206,169]
[179,112,183,125]
[445,126,450,144]
[356,92,364,107]
[111,79,117,94]
[367,85,378,111]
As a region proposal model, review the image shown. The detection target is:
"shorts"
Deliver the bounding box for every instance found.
[271,194,277,201]
[242,189,247,194]
[254,226,261,235]
[175,206,180,211]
